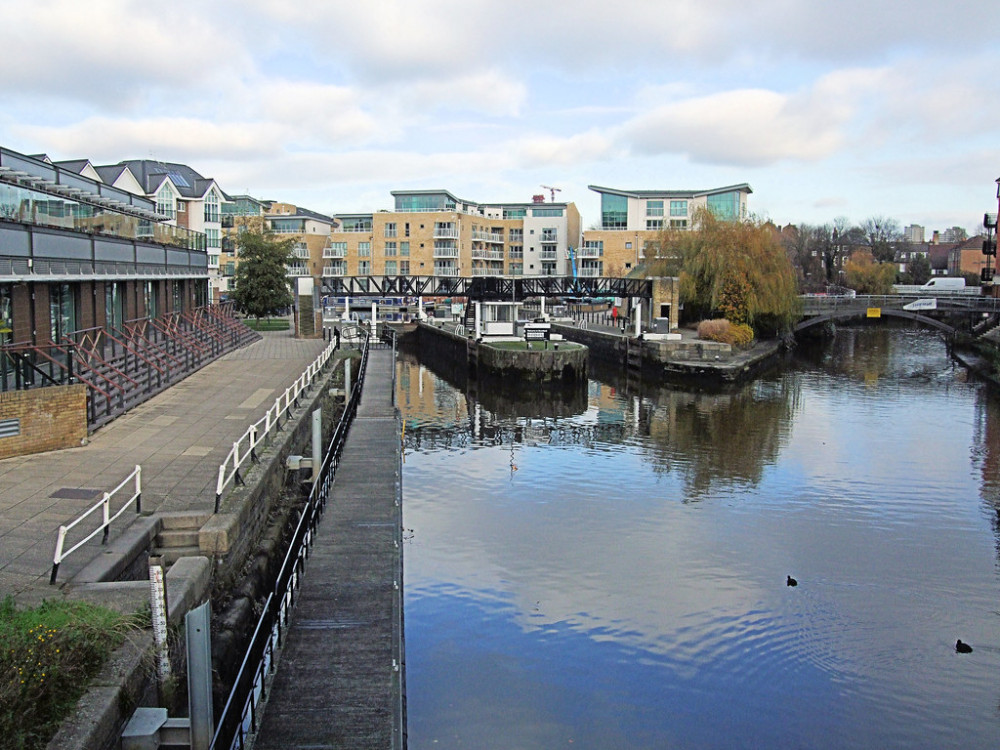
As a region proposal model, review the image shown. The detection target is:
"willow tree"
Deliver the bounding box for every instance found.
[653,209,799,336]
[230,229,295,321]
[843,249,897,294]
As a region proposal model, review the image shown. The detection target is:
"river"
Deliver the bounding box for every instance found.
[398,326,1000,749]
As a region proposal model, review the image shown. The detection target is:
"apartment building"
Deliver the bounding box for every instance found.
[0,145,208,348]
[582,184,753,276]
[327,189,581,279]
[264,202,336,279]
[115,159,230,301]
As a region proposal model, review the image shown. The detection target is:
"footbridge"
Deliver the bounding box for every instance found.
[320,274,652,301]
[797,293,1000,337]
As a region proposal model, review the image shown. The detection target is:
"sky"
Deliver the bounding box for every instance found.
[2,0,999,234]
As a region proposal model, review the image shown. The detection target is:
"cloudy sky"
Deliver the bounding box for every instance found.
[3,0,998,233]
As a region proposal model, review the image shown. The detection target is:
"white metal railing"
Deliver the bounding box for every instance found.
[433,248,459,258]
[323,264,346,276]
[540,250,558,260]
[214,336,339,511]
[50,465,142,583]
[433,227,459,239]
[338,226,372,233]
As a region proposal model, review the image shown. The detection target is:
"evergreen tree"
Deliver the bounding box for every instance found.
[230,230,295,320]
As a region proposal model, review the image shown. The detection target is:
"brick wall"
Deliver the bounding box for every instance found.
[0,384,88,459]
[11,283,31,343]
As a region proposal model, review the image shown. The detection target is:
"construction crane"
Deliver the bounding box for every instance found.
[540,185,562,202]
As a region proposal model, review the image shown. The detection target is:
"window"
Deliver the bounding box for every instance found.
[400,260,410,274]
[646,219,663,230]
[646,200,664,216]
[385,242,397,256]
[358,260,371,274]
[204,190,220,222]
[404,223,410,237]
[670,219,688,229]
[143,281,157,318]
[400,241,410,256]
[533,207,563,217]
[385,260,397,274]
[358,242,371,257]
[384,222,397,238]
[49,283,76,342]
[206,228,220,248]
[209,255,219,267]
[707,191,740,220]
[105,281,124,330]
[601,193,627,229]
[157,184,175,220]
[670,200,688,217]
[503,208,527,219]
[625,241,632,249]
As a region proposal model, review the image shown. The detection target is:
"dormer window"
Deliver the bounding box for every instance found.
[156,183,176,220]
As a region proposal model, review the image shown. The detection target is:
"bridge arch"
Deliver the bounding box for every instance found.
[794,308,958,335]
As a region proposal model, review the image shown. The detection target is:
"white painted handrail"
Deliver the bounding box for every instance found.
[50,465,142,583]
[214,336,340,510]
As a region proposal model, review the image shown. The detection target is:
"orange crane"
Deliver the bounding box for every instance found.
[540,185,562,202]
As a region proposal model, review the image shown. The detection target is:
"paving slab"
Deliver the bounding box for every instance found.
[0,329,330,601]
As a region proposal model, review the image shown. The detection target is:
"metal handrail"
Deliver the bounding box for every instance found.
[210,331,371,750]
[50,465,141,584]
[214,336,340,511]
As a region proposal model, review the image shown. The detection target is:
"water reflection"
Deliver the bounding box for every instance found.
[402,327,1000,749]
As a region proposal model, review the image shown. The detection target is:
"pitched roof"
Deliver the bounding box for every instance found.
[114,159,221,199]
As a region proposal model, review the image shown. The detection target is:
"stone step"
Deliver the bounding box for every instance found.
[159,510,212,530]
[156,529,200,548]
[151,545,201,566]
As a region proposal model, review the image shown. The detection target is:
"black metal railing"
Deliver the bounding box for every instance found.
[210,332,371,750]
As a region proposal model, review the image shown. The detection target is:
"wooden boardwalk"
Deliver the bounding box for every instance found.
[256,348,405,749]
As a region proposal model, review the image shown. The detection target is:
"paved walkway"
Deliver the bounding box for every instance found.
[256,348,404,749]
[0,330,329,602]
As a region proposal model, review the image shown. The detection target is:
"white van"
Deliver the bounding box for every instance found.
[920,277,965,290]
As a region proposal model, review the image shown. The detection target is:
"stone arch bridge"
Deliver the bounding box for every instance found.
[797,294,1000,338]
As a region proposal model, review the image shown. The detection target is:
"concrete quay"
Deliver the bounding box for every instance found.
[0,328,329,603]
[255,347,405,749]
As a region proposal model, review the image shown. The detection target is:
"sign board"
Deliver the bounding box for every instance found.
[903,298,938,311]
[525,328,548,341]
[866,308,881,318]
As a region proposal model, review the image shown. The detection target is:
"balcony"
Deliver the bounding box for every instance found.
[292,244,310,259]
[580,266,602,277]
[339,225,372,233]
[540,249,558,261]
[578,245,602,258]
[472,248,504,261]
[433,226,459,239]
[433,241,459,258]
[323,245,347,258]
[540,232,558,244]
[323,263,346,276]
[471,230,505,243]
[286,265,310,276]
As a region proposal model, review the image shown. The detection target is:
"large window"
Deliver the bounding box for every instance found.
[385,260,397,275]
[646,200,664,216]
[157,183,176,220]
[204,190,220,223]
[601,194,628,229]
[358,260,371,275]
[503,208,527,219]
[144,281,158,319]
[49,284,76,342]
[670,200,688,216]
[399,241,410,257]
[384,242,397,257]
[358,242,371,257]
[105,281,124,331]
[707,192,741,220]
[384,222,397,238]
[533,207,563,217]
[206,228,220,249]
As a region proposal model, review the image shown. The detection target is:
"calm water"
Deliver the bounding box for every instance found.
[399,327,1000,749]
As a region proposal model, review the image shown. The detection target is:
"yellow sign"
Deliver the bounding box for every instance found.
[866,308,881,318]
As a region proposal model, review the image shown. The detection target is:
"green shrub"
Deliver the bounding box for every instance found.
[697,319,755,348]
[0,597,146,750]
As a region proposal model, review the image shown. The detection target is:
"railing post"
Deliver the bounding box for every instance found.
[50,526,68,584]
[100,492,111,544]
[135,464,142,514]
[250,425,260,464]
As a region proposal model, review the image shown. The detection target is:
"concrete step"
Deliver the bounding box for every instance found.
[156,529,200,548]
[151,545,201,566]
[159,510,211,531]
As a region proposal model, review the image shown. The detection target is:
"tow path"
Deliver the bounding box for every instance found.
[255,347,405,749]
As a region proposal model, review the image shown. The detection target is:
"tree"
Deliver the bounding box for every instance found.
[230,229,295,320]
[903,254,932,285]
[654,209,800,335]
[861,215,902,263]
[844,250,897,294]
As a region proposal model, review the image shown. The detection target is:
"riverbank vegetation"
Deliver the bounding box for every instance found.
[0,597,147,750]
[649,210,799,337]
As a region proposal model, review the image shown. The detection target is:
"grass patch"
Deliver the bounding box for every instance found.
[243,317,290,331]
[486,340,584,351]
[0,597,148,750]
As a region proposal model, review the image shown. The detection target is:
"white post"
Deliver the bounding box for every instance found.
[418,296,425,321]
[344,357,351,396]
[541,296,546,318]
[634,299,641,337]
[371,301,378,332]
[475,301,482,338]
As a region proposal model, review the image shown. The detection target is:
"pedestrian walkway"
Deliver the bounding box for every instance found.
[255,348,404,749]
[0,330,329,602]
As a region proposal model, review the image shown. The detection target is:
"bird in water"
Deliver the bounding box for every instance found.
[955,639,973,654]
[786,575,798,587]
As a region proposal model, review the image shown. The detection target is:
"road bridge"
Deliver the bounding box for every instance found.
[797,294,1000,337]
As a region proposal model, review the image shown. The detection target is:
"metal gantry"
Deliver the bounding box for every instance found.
[319,275,653,301]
